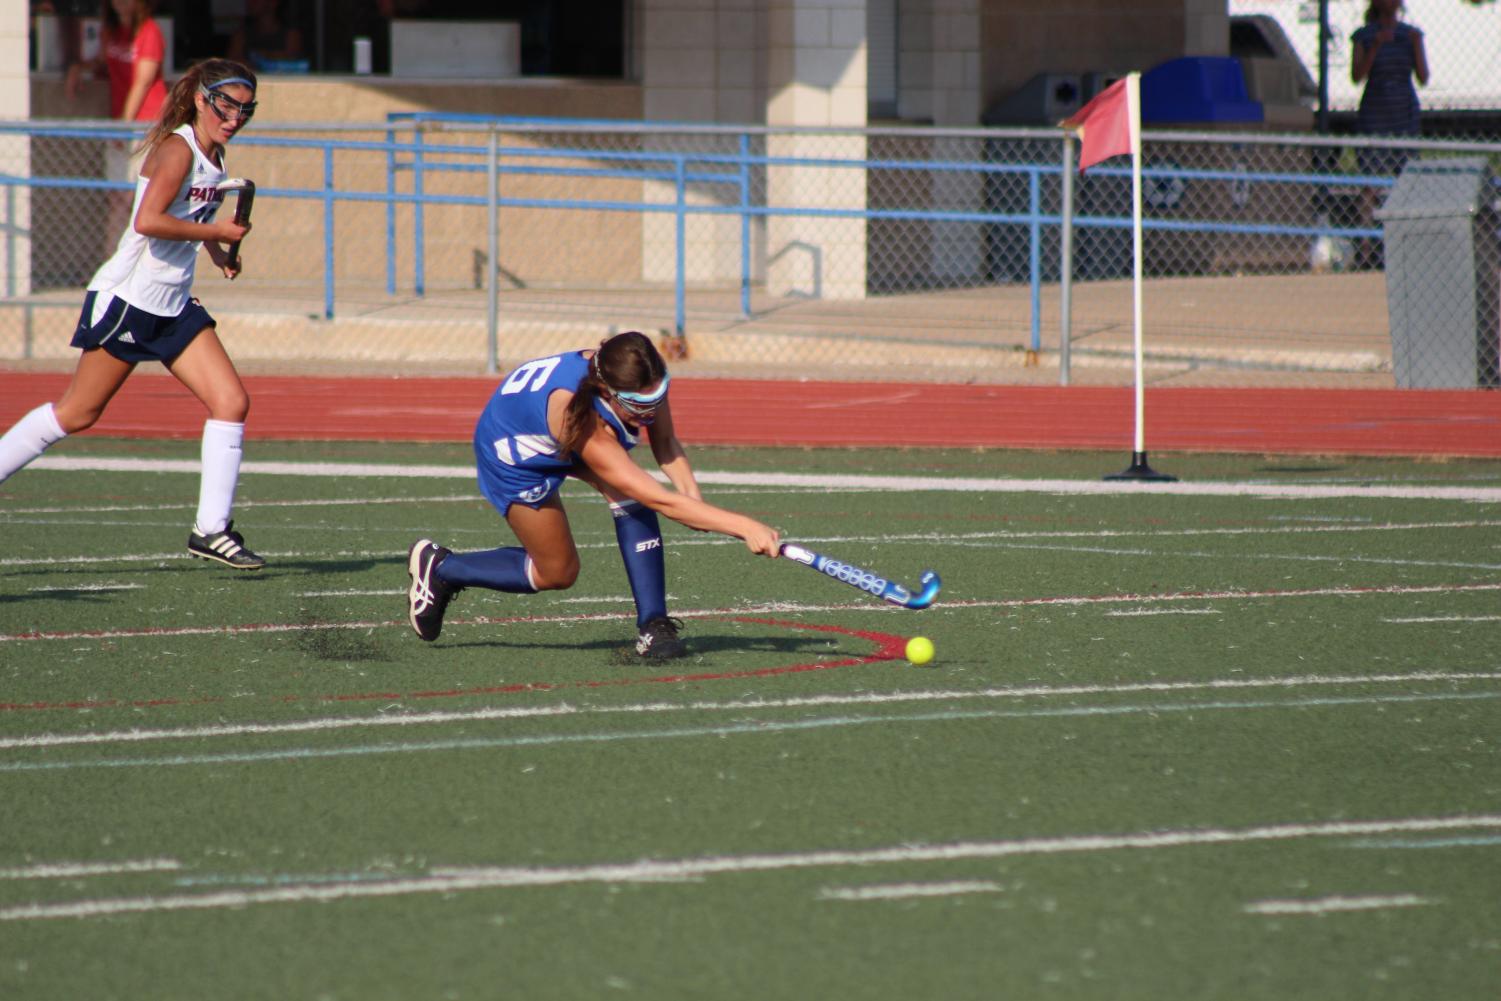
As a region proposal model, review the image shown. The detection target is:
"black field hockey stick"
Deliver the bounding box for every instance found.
[778,543,942,610]
[216,177,255,271]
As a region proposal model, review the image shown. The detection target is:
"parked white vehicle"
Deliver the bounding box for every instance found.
[1230,0,1501,111]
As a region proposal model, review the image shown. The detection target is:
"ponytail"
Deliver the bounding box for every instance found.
[557,370,604,457]
[138,59,257,156]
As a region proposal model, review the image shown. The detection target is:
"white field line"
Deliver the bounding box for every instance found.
[1106,608,1221,617]
[6,688,1501,773]
[0,859,180,880]
[6,669,1498,751]
[1383,615,1501,624]
[27,456,1501,503]
[6,582,1501,643]
[3,814,1497,922]
[0,495,479,516]
[818,881,1004,901]
[1348,834,1501,849]
[984,540,1501,572]
[6,522,1501,571]
[28,583,143,593]
[1243,894,1432,916]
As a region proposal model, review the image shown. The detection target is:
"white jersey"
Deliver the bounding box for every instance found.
[88,124,227,317]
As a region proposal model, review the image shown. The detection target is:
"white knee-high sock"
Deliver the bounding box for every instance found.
[195,419,244,535]
[0,403,67,485]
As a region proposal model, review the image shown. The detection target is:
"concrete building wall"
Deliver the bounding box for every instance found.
[5,0,1229,300]
[980,0,1228,116]
[1,2,30,298]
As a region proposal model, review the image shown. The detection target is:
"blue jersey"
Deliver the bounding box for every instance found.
[472,350,638,513]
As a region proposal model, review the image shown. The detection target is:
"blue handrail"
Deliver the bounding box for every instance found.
[0,118,1414,342]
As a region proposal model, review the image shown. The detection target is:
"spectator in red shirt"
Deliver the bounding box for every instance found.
[65,0,170,249]
[66,0,168,124]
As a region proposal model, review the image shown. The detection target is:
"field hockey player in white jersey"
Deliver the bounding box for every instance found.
[407,331,782,659]
[0,59,265,569]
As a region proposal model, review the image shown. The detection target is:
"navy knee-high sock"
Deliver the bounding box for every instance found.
[612,500,667,628]
[437,546,537,593]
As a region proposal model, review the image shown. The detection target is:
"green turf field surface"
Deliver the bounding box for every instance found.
[3,441,1501,1000]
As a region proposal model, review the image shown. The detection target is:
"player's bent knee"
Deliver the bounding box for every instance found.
[53,405,100,434]
[208,391,250,423]
[531,558,580,591]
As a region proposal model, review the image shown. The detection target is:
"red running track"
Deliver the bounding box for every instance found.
[2,371,1499,456]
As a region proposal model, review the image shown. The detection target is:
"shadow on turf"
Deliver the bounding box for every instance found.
[436,631,840,666]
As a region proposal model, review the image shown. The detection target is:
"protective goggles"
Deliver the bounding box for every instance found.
[200,84,258,123]
[609,375,670,422]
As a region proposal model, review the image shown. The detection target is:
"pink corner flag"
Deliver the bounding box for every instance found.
[1061,76,1137,172]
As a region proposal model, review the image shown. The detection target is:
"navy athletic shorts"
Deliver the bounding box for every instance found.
[71,291,216,364]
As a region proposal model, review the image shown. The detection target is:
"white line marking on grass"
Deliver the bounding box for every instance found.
[29,456,1501,503]
[28,583,143,593]
[1383,615,1501,624]
[297,589,407,597]
[1348,834,1501,849]
[4,687,1500,769]
[9,669,1497,750]
[1106,608,1221,617]
[989,540,1501,572]
[0,496,477,516]
[818,881,1004,901]
[6,522,1501,569]
[1244,894,1432,916]
[0,859,180,880]
[2,816,1496,921]
[6,582,1501,642]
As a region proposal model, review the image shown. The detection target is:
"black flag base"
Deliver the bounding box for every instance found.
[1104,451,1178,482]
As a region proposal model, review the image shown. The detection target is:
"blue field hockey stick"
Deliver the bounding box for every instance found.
[778,543,942,610]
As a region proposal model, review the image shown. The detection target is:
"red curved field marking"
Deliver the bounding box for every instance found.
[3,372,1498,455]
[0,617,908,713]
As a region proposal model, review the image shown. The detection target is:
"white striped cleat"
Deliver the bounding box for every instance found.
[187,520,266,570]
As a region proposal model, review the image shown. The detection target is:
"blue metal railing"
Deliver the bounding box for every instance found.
[0,118,1433,361]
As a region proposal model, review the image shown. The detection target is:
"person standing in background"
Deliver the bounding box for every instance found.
[1350,0,1429,268]
[66,0,170,246]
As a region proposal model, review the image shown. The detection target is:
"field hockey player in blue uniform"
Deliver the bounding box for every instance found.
[0,59,264,569]
[407,331,781,659]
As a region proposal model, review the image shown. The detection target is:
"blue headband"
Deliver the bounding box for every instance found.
[208,77,256,92]
[615,375,670,406]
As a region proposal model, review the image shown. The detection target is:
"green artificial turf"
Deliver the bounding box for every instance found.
[2,441,1499,1000]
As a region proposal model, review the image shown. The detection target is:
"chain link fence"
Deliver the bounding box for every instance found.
[0,118,1497,388]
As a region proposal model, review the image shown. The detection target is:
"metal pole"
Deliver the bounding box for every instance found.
[739,132,751,319]
[1027,168,1042,361]
[385,127,396,295]
[1059,133,1074,386]
[1317,0,1330,134]
[675,155,686,339]
[323,144,335,319]
[414,127,425,297]
[486,125,499,376]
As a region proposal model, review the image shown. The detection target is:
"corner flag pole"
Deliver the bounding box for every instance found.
[1104,72,1175,482]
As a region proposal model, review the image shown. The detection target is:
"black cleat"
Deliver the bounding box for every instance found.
[636,615,687,660]
[407,539,459,641]
[188,520,265,570]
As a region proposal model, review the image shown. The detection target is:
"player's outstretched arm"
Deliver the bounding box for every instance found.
[580,428,778,555]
